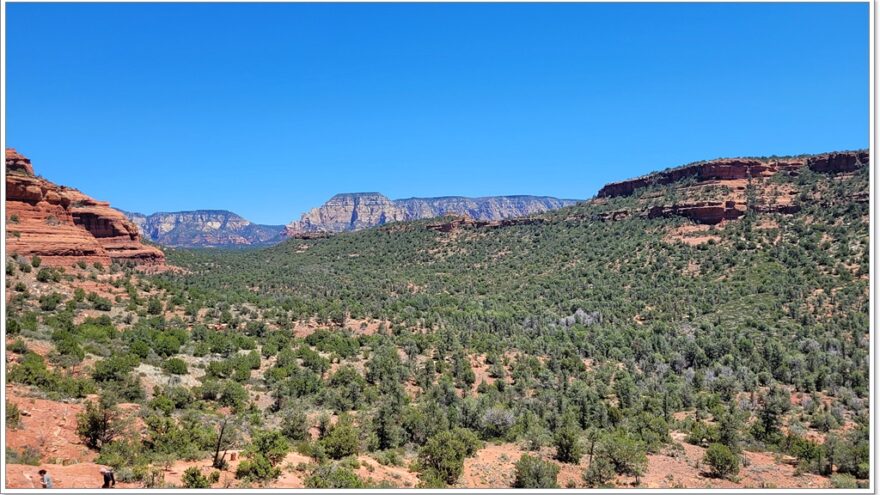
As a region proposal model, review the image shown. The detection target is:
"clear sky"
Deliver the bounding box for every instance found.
[6,3,869,225]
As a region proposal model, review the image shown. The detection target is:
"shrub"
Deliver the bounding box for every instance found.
[93,353,138,382]
[603,431,648,483]
[6,318,21,336]
[481,407,516,439]
[583,455,615,488]
[153,333,182,357]
[305,464,366,488]
[704,443,740,479]
[513,454,560,488]
[182,467,211,488]
[418,428,481,485]
[321,417,360,460]
[6,401,22,429]
[554,424,583,463]
[53,331,85,362]
[95,437,147,472]
[39,292,64,311]
[130,340,151,359]
[76,399,125,450]
[31,255,41,268]
[147,297,163,315]
[162,358,188,375]
[247,430,290,466]
[218,380,249,412]
[830,473,858,489]
[6,446,42,465]
[375,449,403,467]
[92,295,112,311]
[235,454,280,484]
[8,338,28,354]
[8,351,95,398]
[280,407,309,441]
[36,268,59,283]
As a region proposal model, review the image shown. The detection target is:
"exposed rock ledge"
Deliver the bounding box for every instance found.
[5,148,166,267]
[597,151,868,199]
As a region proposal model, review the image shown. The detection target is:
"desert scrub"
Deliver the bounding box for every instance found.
[703,443,740,479]
[513,454,560,488]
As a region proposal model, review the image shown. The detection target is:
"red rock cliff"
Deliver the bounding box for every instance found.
[593,150,868,225]
[5,149,165,267]
[597,151,868,199]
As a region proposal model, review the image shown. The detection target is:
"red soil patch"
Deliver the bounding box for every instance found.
[344,318,391,336]
[6,463,138,489]
[5,385,94,464]
[664,224,722,246]
[355,455,419,488]
[639,433,830,489]
[458,434,832,489]
[5,386,145,469]
[459,442,524,488]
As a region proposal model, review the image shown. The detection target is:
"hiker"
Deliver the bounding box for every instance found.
[38,469,53,489]
[100,467,115,489]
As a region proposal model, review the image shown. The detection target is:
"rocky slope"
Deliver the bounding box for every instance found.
[5,149,165,267]
[591,150,869,225]
[124,210,285,248]
[285,193,579,236]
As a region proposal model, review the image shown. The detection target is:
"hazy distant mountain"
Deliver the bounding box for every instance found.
[124,210,285,248]
[284,193,581,236]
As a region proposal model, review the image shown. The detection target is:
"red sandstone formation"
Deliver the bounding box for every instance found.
[597,151,868,199]
[594,150,867,225]
[806,150,869,174]
[5,149,165,267]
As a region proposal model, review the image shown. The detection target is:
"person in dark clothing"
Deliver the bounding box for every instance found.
[100,468,115,489]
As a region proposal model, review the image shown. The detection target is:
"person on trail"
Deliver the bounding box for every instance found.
[38,469,53,489]
[99,467,115,489]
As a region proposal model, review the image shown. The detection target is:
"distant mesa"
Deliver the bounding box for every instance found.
[5,148,165,267]
[284,193,580,237]
[123,210,285,248]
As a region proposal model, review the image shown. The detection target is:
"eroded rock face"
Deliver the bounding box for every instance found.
[5,149,165,267]
[598,151,868,199]
[287,193,408,236]
[285,193,579,236]
[807,151,869,174]
[595,150,868,225]
[124,210,285,248]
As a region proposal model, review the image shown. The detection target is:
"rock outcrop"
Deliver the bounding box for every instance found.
[287,193,408,236]
[124,210,285,248]
[594,150,868,225]
[598,151,868,199]
[5,149,165,267]
[285,193,578,236]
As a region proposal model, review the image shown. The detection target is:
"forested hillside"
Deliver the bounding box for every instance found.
[5,151,869,489]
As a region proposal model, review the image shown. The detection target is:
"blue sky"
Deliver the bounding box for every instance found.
[6,3,869,225]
